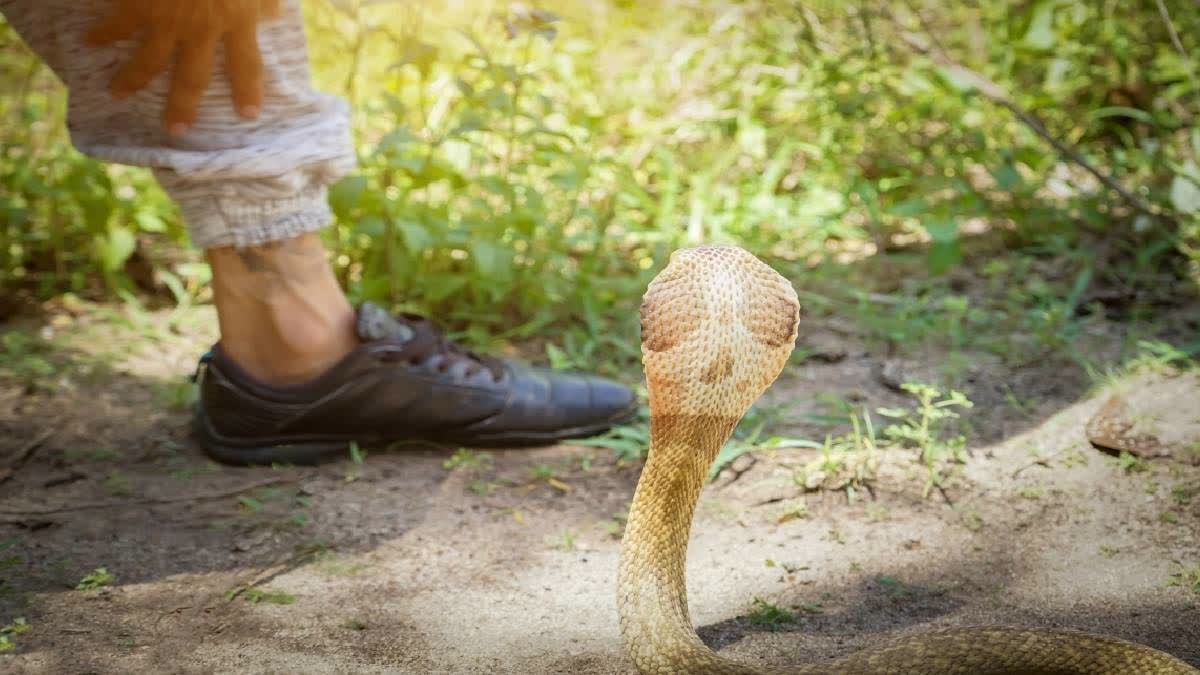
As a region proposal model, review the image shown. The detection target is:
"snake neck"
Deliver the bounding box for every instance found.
[617,413,768,675]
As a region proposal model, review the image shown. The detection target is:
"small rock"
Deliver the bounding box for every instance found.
[799,330,848,363]
[1085,396,1162,457]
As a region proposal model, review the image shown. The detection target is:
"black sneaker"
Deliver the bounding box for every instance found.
[192,303,638,465]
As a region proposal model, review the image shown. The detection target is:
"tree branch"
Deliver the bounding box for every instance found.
[890,18,1166,221]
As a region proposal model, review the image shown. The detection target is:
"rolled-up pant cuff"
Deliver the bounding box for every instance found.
[178,189,334,249]
[0,0,355,251]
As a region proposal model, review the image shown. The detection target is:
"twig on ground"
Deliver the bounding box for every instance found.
[1012,447,1070,477]
[935,483,955,507]
[0,476,294,520]
[0,428,55,486]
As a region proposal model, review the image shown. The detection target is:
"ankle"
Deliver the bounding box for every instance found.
[207,235,360,386]
[220,305,358,386]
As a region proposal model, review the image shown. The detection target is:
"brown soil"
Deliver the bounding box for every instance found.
[1,300,1198,674]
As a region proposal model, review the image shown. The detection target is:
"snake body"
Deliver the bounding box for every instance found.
[617,246,1197,674]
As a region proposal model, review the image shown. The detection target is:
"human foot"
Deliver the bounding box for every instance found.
[192,303,638,465]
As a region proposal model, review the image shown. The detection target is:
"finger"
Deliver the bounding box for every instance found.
[164,32,221,135]
[225,22,264,119]
[85,8,141,47]
[260,0,283,19]
[110,25,178,98]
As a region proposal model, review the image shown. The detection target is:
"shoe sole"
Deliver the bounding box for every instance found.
[193,403,640,467]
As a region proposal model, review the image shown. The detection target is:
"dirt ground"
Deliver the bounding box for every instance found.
[1,297,1199,674]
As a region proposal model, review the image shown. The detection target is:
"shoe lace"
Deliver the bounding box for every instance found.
[390,314,504,382]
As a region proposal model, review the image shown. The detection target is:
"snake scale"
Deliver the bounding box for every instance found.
[617,246,1197,674]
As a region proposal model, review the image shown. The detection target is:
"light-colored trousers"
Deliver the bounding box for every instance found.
[0,0,355,248]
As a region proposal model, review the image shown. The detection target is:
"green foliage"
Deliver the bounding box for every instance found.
[790,404,881,497]
[0,330,57,390]
[0,617,30,654]
[3,1,1199,357]
[442,447,491,471]
[878,383,974,497]
[0,20,184,300]
[746,597,794,631]
[76,567,114,591]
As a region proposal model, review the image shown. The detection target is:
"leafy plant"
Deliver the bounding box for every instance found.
[443,448,491,471]
[878,383,973,497]
[0,617,30,654]
[76,567,114,591]
[746,597,794,631]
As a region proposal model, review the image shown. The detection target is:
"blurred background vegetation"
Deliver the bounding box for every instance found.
[2,0,1198,373]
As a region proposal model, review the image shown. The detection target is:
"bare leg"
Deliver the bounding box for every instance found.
[207,234,357,385]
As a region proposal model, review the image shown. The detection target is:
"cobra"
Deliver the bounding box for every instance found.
[617,246,1197,674]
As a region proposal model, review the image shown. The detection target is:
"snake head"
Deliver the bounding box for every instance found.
[639,246,800,419]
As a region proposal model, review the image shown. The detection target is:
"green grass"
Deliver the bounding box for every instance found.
[1168,563,1200,595]
[443,448,491,471]
[746,597,794,631]
[227,586,297,605]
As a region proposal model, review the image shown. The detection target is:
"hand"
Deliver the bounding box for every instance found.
[86,0,283,135]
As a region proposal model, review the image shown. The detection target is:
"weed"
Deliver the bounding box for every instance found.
[102,470,132,497]
[1126,341,1194,373]
[602,511,628,539]
[1160,511,1180,524]
[746,597,794,631]
[1172,483,1197,506]
[528,464,558,482]
[237,495,264,513]
[791,404,880,494]
[65,447,123,463]
[1058,449,1089,469]
[76,567,114,591]
[959,509,984,532]
[793,601,823,615]
[1018,486,1043,500]
[468,480,499,496]
[228,586,296,605]
[349,441,367,465]
[314,553,368,578]
[343,618,368,631]
[169,461,219,480]
[574,418,650,464]
[1167,563,1200,595]
[155,379,197,412]
[1099,545,1119,559]
[878,383,972,497]
[876,575,913,599]
[0,617,30,654]
[0,332,58,391]
[1116,452,1149,474]
[777,503,811,524]
[443,448,491,471]
[0,539,19,597]
[558,530,577,552]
